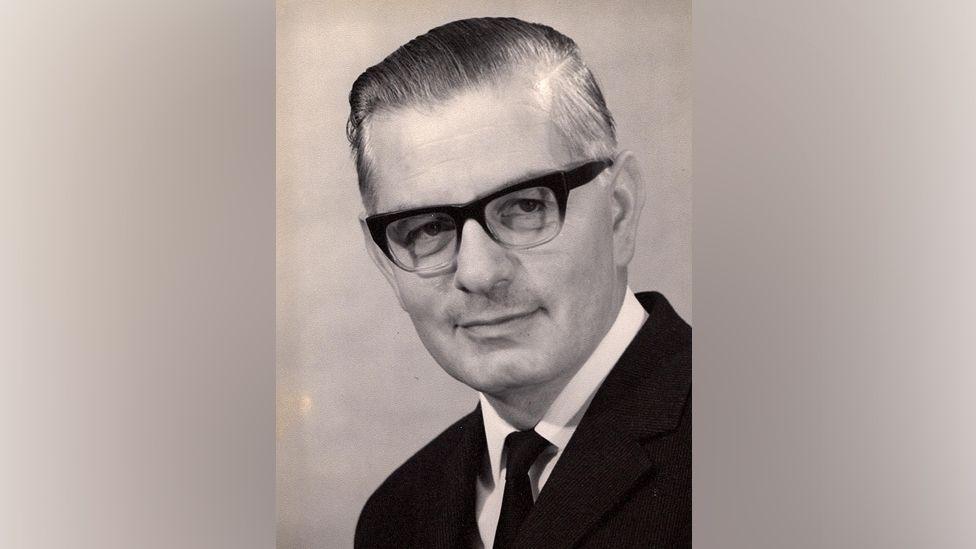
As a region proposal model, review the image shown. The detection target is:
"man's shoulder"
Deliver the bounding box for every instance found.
[635,291,690,337]
[355,409,480,546]
[594,290,691,441]
[374,410,476,493]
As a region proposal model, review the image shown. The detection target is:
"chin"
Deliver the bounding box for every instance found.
[464,354,557,394]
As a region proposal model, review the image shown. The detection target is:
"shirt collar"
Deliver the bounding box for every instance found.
[478,287,648,481]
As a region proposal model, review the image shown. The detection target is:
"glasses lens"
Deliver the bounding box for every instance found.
[485,186,562,246]
[385,212,457,270]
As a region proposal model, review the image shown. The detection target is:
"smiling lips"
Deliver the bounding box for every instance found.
[457,308,541,335]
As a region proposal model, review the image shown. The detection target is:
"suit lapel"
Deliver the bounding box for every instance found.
[515,292,692,548]
[412,406,486,549]
[515,414,654,548]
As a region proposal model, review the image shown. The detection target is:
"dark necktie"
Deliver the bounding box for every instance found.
[493,429,550,549]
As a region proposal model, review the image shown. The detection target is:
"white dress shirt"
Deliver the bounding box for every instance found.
[474,288,648,549]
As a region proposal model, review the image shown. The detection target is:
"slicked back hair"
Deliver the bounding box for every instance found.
[346,17,617,212]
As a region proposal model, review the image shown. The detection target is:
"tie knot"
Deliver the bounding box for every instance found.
[503,429,550,480]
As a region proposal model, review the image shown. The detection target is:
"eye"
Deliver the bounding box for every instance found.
[408,220,449,242]
[498,197,548,217]
[513,199,542,213]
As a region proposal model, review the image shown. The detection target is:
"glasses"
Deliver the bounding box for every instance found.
[365,159,613,272]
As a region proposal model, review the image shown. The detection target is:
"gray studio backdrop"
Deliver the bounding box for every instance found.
[276,1,690,546]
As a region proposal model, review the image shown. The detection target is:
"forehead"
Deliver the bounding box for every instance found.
[366,83,573,212]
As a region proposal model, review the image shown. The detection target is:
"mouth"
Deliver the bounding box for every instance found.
[456,308,541,336]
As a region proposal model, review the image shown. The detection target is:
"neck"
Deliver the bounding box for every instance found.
[483,378,569,430]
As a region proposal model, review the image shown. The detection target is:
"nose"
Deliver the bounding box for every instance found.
[453,219,514,294]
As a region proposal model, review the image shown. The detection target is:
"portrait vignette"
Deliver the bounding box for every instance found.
[277,2,690,547]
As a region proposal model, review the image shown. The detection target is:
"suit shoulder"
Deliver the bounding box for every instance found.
[355,411,479,547]
[373,411,474,494]
[637,291,691,337]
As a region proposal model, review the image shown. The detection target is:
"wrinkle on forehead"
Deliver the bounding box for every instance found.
[398,120,553,181]
[400,154,464,184]
[408,119,550,152]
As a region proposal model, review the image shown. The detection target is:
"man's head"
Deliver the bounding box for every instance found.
[347,17,618,212]
[347,18,645,402]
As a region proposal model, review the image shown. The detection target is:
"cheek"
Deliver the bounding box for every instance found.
[559,220,616,282]
[523,243,614,321]
[395,275,451,325]
[538,228,617,319]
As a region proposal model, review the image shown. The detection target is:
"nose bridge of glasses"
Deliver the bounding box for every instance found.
[452,196,497,244]
[457,215,501,252]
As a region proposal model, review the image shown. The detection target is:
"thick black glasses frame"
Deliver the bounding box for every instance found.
[366,159,613,271]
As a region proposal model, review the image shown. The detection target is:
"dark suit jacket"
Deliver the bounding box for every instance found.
[355,292,691,548]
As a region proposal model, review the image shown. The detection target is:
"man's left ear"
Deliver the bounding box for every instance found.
[606,150,646,267]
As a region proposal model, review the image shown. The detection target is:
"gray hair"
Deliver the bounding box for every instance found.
[346,17,617,211]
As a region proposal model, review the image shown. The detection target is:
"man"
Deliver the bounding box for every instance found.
[348,17,690,548]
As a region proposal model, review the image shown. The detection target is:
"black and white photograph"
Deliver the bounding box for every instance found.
[278,2,691,547]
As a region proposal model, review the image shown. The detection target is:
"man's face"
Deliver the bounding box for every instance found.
[365,82,625,398]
